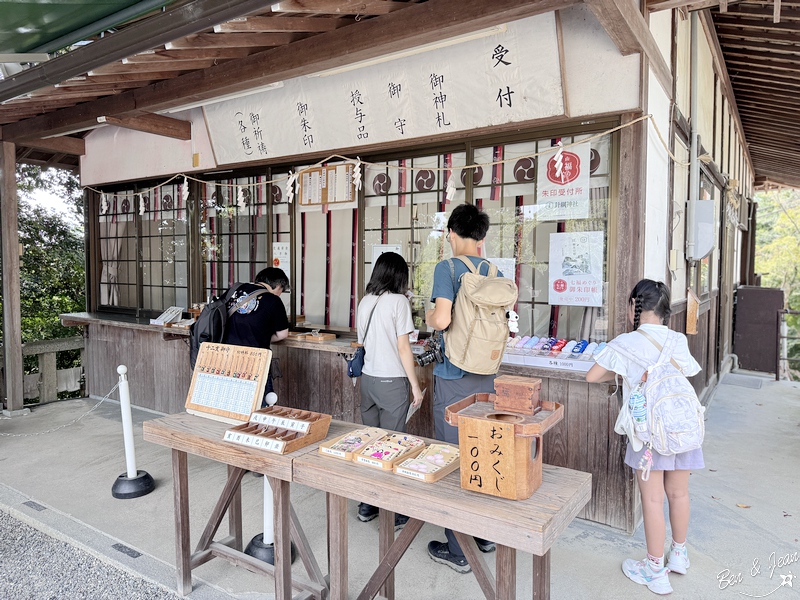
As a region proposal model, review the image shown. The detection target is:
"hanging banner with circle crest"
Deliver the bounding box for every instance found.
[534,141,591,221]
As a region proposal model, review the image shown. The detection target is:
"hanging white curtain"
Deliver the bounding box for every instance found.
[99,221,124,306]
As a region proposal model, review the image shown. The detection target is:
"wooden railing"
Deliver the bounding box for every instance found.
[1,336,85,404]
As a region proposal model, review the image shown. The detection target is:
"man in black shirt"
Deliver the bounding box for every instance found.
[223,267,290,406]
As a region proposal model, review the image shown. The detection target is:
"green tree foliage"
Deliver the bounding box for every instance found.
[16,164,84,216]
[755,189,800,375]
[17,200,85,344]
[0,166,85,377]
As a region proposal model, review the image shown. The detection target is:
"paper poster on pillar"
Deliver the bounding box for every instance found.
[548,231,604,307]
[534,142,591,221]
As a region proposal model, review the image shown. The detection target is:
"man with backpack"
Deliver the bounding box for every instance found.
[424,203,517,573]
[223,267,290,406]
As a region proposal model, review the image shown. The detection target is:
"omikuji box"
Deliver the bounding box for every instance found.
[492,375,542,414]
[445,377,563,501]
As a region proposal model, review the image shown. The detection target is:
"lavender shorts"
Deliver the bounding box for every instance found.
[625,443,705,471]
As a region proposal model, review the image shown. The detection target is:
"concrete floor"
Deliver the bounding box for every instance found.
[0,370,798,600]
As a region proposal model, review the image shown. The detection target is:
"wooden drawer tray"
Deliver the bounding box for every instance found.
[393,443,460,482]
[223,407,331,454]
[353,433,426,471]
[318,427,387,460]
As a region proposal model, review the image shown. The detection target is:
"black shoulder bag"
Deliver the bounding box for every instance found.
[347,298,380,378]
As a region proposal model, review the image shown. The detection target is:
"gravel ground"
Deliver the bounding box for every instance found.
[0,510,182,600]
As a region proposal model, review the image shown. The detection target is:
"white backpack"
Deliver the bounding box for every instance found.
[610,330,705,456]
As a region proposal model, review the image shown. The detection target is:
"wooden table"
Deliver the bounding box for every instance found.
[143,412,351,599]
[145,414,590,600]
[293,442,591,600]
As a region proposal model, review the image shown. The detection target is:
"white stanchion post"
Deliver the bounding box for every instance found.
[111,365,155,499]
[263,476,275,545]
[244,391,294,565]
[118,365,137,479]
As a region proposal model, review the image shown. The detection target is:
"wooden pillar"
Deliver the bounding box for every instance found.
[613,113,647,337]
[0,141,26,415]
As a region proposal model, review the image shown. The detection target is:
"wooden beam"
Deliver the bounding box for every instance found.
[738,116,800,138]
[734,123,800,141]
[0,141,25,414]
[584,0,673,94]
[122,48,254,63]
[730,71,800,91]
[738,102,800,121]
[28,89,115,100]
[717,26,800,45]
[17,136,85,156]
[270,0,407,15]
[714,14,800,33]
[719,38,800,57]
[733,86,800,108]
[726,55,800,75]
[728,64,800,85]
[97,113,192,140]
[2,0,580,141]
[57,74,175,85]
[646,0,740,12]
[722,3,798,19]
[214,16,356,33]
[89,60,216,75]
[164,33,301,49]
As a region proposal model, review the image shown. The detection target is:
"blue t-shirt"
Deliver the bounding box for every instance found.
[430,256,504,380]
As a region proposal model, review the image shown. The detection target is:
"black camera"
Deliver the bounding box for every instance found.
[415,332,444,367]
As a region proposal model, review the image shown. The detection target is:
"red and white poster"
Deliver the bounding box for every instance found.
[548,231,604,307]
[534,142,591,221]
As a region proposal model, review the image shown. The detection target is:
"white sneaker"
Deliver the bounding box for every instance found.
[666,544,690,575]
[622,557,673,595]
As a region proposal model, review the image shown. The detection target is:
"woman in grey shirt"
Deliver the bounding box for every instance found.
[355,251,423,525]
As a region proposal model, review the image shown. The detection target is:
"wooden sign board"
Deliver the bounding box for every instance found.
[185,343,271,424]
[298,163,356,206]
[458,418,518,499]
[686,287,700,335]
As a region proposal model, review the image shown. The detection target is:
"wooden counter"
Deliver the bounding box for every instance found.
[62,312,634,532]
[144,412,591,600]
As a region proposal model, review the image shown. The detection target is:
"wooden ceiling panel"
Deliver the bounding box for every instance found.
[711,3,800,188]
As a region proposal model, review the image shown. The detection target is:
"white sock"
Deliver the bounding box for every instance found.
[671,540,686,549]
[647,553,665,569]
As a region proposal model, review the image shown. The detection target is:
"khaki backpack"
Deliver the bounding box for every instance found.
[444,256,519,375]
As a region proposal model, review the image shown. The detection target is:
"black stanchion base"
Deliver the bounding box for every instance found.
[112,470,155,499]
[244,533,298,565]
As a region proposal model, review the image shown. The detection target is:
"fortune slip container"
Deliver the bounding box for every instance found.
[445,375,563,500]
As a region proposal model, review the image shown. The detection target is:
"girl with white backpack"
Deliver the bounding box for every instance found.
[586,279,702,595]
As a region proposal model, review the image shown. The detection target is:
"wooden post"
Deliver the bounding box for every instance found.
[38,351,57,403]
[0,141,25,415]
[613,113,646,338]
